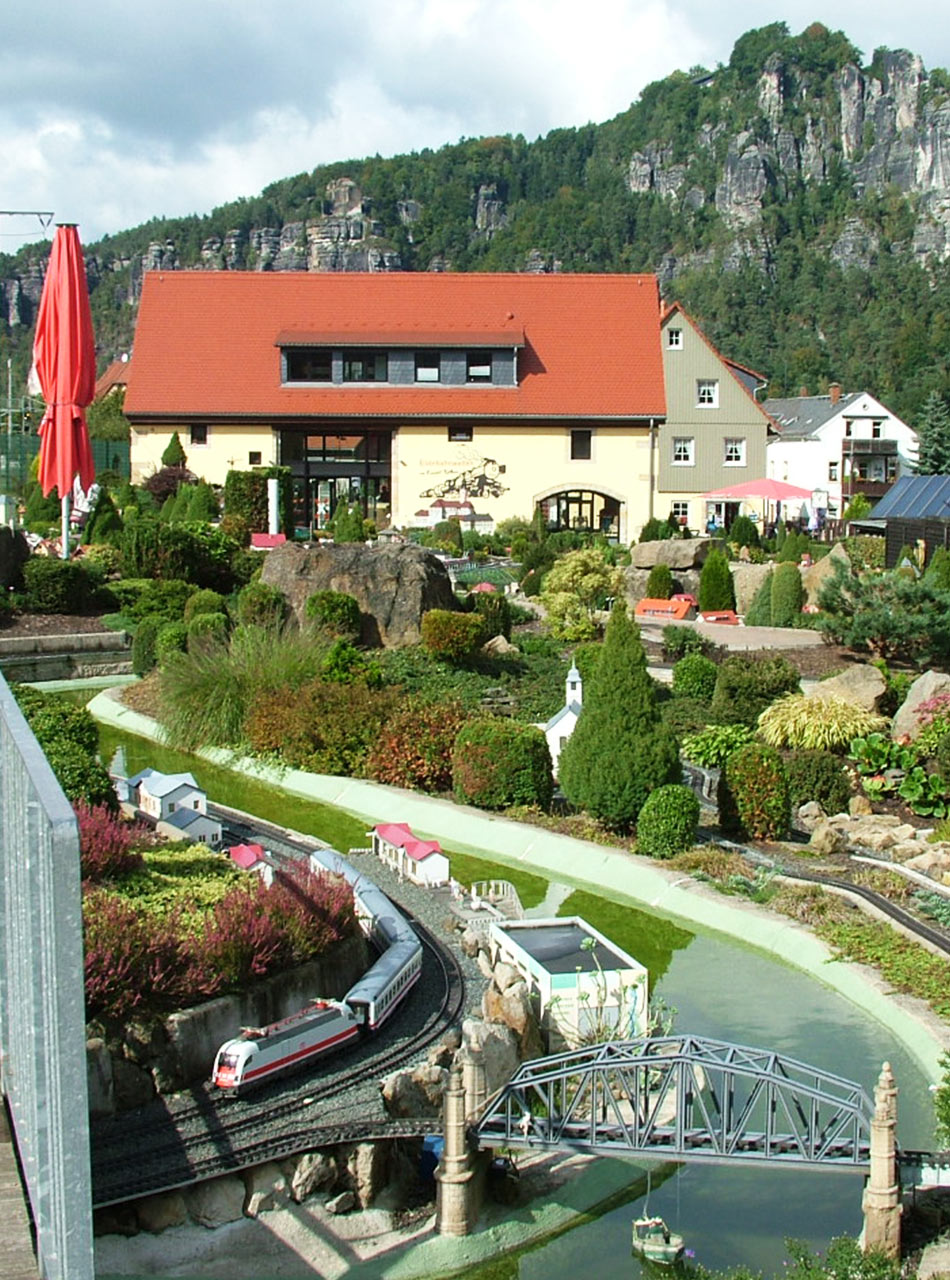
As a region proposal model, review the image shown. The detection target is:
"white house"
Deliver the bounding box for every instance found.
[488,917,649,1051]
[159,808,222,847]
[128,768,207,822]
[371,822,450,887]
[765,387,917,521]
[540,662,583,779]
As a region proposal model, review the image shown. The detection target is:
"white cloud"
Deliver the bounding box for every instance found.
[3,0,950,250]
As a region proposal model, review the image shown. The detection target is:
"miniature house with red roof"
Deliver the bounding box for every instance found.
[124,272,667,542]
[371,823,450,888]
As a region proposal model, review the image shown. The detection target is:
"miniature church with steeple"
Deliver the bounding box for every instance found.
[541,661,583,779]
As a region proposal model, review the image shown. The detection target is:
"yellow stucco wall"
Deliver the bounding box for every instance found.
[130,424,277,485]
[392,422,654,540]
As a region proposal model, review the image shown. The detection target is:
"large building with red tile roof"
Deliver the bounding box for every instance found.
[125,271,667,541]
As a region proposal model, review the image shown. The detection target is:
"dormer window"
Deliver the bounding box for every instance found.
[467,353,492,382]
[286,349,331,382]
[343,350,388,382]
[415,352,441,383]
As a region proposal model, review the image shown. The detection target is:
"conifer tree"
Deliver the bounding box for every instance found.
[558,598,681,831]
[698,548,736,611]
[161,431,188,469]
[915,391,950,474]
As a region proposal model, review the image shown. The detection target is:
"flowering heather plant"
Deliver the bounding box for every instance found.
[182,880,287,999]
[75,803,145,882]
[915,692,950,729]
[83,890,184,1022]
[266,865,359,963]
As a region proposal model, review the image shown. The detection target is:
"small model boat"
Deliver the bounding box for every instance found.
[631,1215,685,1264]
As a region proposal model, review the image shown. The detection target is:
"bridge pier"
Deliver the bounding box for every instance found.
[862,1062,901,1259]
[436,1060,477,1236]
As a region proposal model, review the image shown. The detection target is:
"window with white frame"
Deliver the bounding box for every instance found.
[672,437,694,465]
[723,437,746,466]
[190,424,208,446]
[667,328,683,349]
[828,461,838,481]
[671,501,689,525]
[696,379,719,408]
[872,421,882,439]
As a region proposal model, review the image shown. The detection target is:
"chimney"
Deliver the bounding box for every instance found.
[829,382,841,406]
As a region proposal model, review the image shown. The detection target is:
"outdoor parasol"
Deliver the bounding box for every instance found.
[31,224,96,559]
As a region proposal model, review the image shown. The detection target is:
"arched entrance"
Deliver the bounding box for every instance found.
[534,488,626,542]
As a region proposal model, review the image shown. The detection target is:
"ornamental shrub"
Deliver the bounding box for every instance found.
[421,609,487,661]
[183,588,227,623]
[520,569,544,597]
[111,577,194,622]
[659,696,711,738]
[926,547,950,590]
[681,723,755,768]
[452,719,553,811]
[744,571,773,626]
[22,556,92,613]
[472,590,512,640]
[783,750,853,816]
[367,700,468,793]
[558,598,680,831]
[234,580,287,629]
[161,432,187,468]
[727,514,760,549]
[638,518,673,543]
[671,652,718,703]
[636,785,700,859]
[661,625,712,660]
[155,621,189,666]
[12,685,100,756]
[758,693,888,752]
[131,615,162,675]
[75,802,144,881]
[43,739,117,810]
[777,531,809,563]
[697,548,736,612]
[322,638,378,685]
[187,610,229,650]
[770,561,805,627]
[709,653,801,727]
[645,563,674,599]
[305,590,361,638]
[433,518,463,551]
[718,742,791,840]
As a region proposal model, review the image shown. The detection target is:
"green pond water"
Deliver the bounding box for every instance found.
[92,715,935,1278]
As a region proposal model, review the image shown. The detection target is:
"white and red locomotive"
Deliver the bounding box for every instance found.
[212,846,422,1094]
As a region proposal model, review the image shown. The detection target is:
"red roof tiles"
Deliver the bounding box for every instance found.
[126,272,666,422]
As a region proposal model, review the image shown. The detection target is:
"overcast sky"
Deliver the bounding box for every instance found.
[4,1,949,255]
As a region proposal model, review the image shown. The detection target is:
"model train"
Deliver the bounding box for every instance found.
[212,844,422,1094]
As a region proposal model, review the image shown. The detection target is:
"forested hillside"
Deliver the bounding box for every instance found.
[4,20,950,424]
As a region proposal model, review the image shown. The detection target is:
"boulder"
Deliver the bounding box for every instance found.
[340,1142,390,1208]
[808,820,849,856]
[86,1038,113,1117]
[459,927,481,958]
[185,1175,245,1228]
[631,538,714,570]
[492,960,521,994]
[135,1191,187,1234]
[380,1063,448,1118]
[288,1152,337,1203]
[802,542,851,606]
[243,1162,289,1217]
[482,979,545,1060]
[111,1056,155,1110]
[892,670,950,741]
[463,1017,520,1095]
[326,1190,356,1215]
[260,541,460,648]
[730,562,772,616]
[809,664,887,712]
[796,800,826,831]
[849,794,874,816]
[482,635,520,657]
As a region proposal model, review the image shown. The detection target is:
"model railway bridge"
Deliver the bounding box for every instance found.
[473,1035,875,1170]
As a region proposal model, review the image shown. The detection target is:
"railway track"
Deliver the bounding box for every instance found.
[91,826,467,1208]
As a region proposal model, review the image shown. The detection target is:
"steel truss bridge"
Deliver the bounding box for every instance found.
[474,1035,875,1172]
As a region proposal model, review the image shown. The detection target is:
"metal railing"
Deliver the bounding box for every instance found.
[0,673,93,1279]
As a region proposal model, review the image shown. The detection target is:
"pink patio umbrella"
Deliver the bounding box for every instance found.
[702,478,813,502]
[31,224,96,559]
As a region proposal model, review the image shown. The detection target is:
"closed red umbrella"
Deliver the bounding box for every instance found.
[31,224,96,557]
